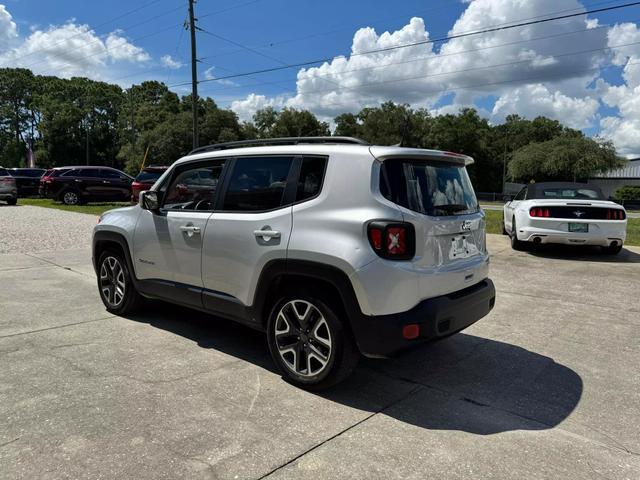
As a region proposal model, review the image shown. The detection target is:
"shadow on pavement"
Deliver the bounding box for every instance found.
[527,244,640,263]
[125,301,582,435]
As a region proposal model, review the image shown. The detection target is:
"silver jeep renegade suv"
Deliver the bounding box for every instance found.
[93,137,495,389]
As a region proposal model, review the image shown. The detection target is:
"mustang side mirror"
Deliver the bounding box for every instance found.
[140,190,159,212]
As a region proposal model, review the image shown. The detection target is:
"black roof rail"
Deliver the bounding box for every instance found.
[188,136,370,155]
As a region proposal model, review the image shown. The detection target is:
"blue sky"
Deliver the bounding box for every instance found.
[2,0,640,156]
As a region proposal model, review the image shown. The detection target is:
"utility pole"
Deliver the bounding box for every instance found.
[188,0,199,149]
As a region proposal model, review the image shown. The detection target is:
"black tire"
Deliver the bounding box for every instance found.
[97,249,144,315]
[61,189,81,206]
[7,197,17,205]
[510,217,527,251]
[601,244,623,255]
[267,292,359,390]
[501,219,508,235]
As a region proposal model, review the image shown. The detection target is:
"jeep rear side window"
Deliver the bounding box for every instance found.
[296,157,327,202]
[381,159,478,216]
[222,156,294,212]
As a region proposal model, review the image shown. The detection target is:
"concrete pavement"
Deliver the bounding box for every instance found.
[1,224,639,479]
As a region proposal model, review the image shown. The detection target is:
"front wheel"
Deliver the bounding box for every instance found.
[97,249,144,315]
[267,295,359,390]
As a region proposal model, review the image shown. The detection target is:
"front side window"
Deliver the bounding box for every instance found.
[222,156,294,212]
[163,160,225,211]
[381,159,479,216]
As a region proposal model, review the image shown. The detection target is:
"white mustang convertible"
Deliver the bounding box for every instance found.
[503,182,627,254]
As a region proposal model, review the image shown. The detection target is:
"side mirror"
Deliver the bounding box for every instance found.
[503,195,512,202]
[140,190,159,212]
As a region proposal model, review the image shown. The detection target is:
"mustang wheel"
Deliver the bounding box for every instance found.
[97,249,144,314]
[267,295,359,390]
[510,217,527,251]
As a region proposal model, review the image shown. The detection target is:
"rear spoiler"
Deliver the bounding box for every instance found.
[369,146,474,166]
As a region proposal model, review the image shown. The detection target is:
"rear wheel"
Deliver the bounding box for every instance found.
[97,249,144,315]
[61,190,80,205]
[601,244,623,255]
[510,217,527,251]
[267,294,359,390]
[7,197,17,205]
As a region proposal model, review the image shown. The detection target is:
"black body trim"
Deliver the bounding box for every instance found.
[350,279,496,357]
[93,232,495,357]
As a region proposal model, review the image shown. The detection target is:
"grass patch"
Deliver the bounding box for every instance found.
[483,209,640,246]
[19,198,130,216]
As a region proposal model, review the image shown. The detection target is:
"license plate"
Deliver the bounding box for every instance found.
[450,235,469,258]
[568,223,588,233]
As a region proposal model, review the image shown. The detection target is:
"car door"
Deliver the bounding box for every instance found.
[504,186,527,232]
[100,169,133,200]
[201,155,296,317]
[133,159,226,308]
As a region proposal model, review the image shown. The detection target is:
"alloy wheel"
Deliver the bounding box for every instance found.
[63,191,79,205]
[99,256,126,307]
[274,300,332,378]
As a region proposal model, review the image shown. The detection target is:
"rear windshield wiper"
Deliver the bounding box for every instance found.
[432,203,470,213]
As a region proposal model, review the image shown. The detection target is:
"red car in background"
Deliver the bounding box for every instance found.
[131,165,168,203]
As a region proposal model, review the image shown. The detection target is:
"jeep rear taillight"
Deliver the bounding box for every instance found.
[367,221,415,260]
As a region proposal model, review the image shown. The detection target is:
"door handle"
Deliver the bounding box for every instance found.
[180,225,201,237]
[254,229,281,240]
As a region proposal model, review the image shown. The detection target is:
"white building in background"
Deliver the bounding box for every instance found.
[588,158,640,198]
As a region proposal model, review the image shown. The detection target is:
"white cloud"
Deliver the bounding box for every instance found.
[105,31,150,62]
[231,0,610,129]
[0,4,18,49]
[161,54,183,70]
[492,84,599,129]
[0,6,150,80]
[231,93,287,122]
[598,22,640,157]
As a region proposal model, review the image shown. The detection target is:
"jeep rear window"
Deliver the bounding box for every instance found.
[135,170,164,183]
[381,159,479,216]
[0,168,8,176]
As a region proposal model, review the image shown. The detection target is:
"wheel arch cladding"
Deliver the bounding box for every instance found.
[93,231,136,279]
[255,260,363,334]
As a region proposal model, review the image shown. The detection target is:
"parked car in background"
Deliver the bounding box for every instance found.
[503,182,627,254]
[8,168,45,197]
[39,166,134,205]
[0,166,18,205]
[131,165,169,203]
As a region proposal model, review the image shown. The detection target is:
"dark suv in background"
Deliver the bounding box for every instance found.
[0,166,18,205]
[40,166,134,205]
[8,168,45,197]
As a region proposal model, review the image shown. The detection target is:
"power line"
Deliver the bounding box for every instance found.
[195,19,619,96]
[203,39,640,107]
[169,1,640,88]
[214,58,640,111]
[198,0,623,63]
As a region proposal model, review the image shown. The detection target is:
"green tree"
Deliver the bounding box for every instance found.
[509,136,623,182]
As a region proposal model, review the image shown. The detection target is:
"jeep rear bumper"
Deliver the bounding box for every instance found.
[350,279,496,358]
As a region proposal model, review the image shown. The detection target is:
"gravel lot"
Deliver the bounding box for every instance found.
[1,206,639,479]
[0,205,97,254]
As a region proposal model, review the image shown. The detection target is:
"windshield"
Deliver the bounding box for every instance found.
[381,159,478,216]
[539,188,603,200]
